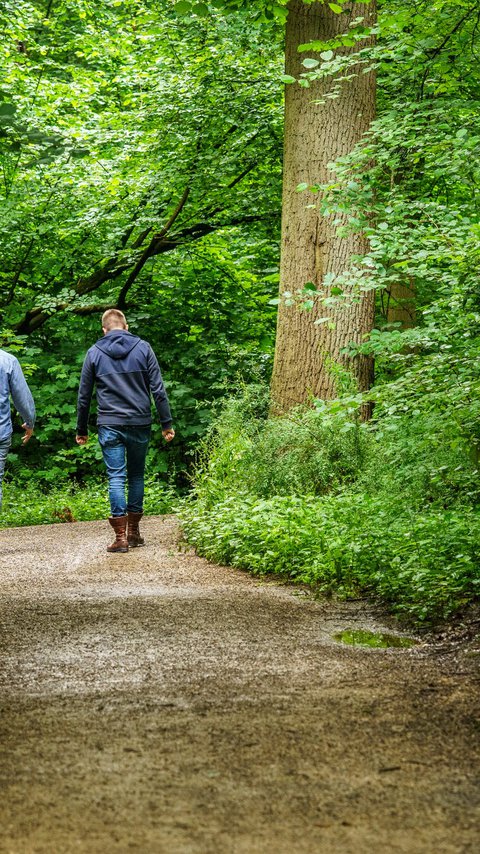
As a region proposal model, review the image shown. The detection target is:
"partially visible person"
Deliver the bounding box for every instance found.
[76,309,174,553]
[0,349,36,509]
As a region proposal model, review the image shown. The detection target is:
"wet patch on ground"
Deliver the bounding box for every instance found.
[333,629,419,649]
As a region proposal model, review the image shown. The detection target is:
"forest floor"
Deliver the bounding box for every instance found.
[0,516,479,854]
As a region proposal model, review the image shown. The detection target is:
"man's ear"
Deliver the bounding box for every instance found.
[125,324,129,331]
[102,327,107,335]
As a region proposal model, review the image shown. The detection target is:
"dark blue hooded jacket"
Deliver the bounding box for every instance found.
[76,330,172,435]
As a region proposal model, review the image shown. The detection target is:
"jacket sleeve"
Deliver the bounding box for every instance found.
[146,345,173,429]
[9,358,36,428]
[76,352,95,435]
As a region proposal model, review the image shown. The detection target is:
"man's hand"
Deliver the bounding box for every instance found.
[76,435,89,446]
[22,424,34,445]
[162,428,175,443]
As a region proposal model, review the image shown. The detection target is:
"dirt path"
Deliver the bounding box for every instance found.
[0,517,479,854]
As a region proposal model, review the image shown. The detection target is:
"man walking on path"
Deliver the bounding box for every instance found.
[76,309,174,553]
[0,349,36,510]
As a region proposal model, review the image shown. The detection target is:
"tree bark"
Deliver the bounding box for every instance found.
[270,0,376,412]
[386,279,416,329]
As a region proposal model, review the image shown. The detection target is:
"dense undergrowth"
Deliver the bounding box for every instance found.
[181,385,480,622]
[0,477,174,529]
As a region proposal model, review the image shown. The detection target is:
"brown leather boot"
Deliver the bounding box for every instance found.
[107,516,129,553]
[127,511,144,547]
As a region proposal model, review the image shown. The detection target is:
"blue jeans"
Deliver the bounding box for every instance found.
[0,437,11,510]
[98,426,151,517]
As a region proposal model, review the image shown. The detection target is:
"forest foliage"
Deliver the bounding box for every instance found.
[1,0,282,483]
[180,0,480,621]
[1,0,479,619]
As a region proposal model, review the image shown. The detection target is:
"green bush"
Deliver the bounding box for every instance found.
[0,476,175,529]
[182,493,480,620]
[193,385,370,503]
[181,384,480,621]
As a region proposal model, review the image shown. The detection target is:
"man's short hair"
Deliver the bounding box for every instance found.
[102,309,127,331]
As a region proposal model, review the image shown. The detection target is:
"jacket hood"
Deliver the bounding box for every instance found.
[94,330,141,360]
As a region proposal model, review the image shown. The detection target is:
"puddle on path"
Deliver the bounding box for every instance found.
[333,629,418,649]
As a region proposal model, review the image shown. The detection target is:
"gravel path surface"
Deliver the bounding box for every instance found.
[0,516,479,854]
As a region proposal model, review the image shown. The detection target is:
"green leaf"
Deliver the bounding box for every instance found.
[281,74,296,84]
[328,3,343,13]
[296,182,309,192]
[272,5,289,21]
[0,103,16,116]
[174,1,191,14]
[320,50,334,61]
[192,3,209,15]
[70,148,90,159]
[302,58,319,69]
[298,41,330,53]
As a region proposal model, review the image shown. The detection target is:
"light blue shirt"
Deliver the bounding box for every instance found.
[0,349,36,440]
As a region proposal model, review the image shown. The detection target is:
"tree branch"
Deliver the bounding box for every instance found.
[15,186,279,335]
[117,186,190,308]
[419,5,478,98]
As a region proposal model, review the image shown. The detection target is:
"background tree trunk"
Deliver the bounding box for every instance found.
[386,279,416,329]
[271,0,377,412]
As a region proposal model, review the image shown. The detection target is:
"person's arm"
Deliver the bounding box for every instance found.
[9,358,35,444]
[76,352,94,443]
[146,345,174,440]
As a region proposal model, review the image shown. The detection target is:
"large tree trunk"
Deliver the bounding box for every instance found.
[270,0,376,412]
[386,279,416,329]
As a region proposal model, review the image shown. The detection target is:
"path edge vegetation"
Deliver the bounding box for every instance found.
[179,383,480,624]
[179,0,480,624]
